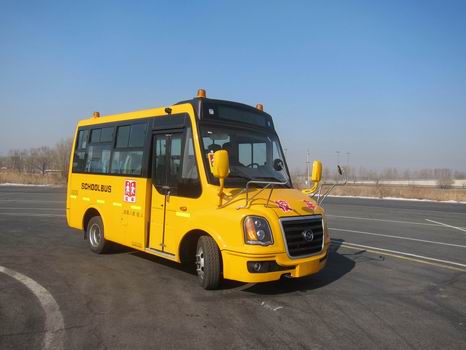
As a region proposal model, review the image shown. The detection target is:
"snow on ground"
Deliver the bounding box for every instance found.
[0,183,62,187]
[348,179,466,187]
[328,195,466,204]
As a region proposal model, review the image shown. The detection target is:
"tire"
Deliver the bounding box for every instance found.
[195,236,221,290]
[86,216,110,254]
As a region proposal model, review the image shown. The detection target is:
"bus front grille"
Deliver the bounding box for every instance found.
[280,216,324,258]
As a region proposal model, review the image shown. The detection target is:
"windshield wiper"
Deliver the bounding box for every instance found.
[229,174,251,180]
[230,175,287,183]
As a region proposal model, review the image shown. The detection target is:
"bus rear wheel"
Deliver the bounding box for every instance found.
[195,236,221,290]
[87,216,110,254]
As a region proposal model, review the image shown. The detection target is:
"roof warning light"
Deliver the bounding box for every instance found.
[197,89,206,98]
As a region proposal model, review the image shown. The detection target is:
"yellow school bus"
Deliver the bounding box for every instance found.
[66,89,330,289]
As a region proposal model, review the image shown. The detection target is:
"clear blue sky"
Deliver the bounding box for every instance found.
[1,0,465,172]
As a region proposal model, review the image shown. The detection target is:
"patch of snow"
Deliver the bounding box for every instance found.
[0,183,62,188]
[328,195,466,204]
[337,179,466,188]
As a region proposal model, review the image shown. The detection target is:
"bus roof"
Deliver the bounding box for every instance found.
[77,97,273,129]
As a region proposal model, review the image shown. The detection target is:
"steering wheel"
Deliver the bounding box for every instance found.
[247,163,260,168]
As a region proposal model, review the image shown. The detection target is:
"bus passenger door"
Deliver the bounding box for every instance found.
[148,132,182,254]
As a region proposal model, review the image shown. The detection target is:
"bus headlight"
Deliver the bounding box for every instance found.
[244,216,273,246]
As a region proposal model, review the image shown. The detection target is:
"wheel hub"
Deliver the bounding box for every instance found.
[89,223,101,248]
[195,246,205,279]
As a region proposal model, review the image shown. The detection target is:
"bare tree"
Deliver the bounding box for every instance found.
[53,138,73,178]
[8,149,25,172]
[29,146,53,175]
[454,170,466,179]
[323,167,331,181]
[0,155,7,169]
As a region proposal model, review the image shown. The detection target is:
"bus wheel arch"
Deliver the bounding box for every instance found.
[83,207,101,238]
[179,230,207,265]
[179,230,223,289]
[82,208,111,254]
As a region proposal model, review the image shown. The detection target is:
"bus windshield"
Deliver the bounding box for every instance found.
[200,124,291,187]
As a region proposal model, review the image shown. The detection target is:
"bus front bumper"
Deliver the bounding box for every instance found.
[221,247,329,283]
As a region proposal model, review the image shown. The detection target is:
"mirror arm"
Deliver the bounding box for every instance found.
[308,183,322,202]
[265,184,275,207]
[302,181,319,195]
[218,178,225,207]
[319,183,337,205]
[319,172,348,205]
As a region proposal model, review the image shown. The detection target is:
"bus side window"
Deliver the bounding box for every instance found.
[85,144,112,174]
[178,127,201,198]
[152,127,201,198]
[154,136,167,186]
[169,136,182,184]
[110,123,146,176]
[72,129,89,172]
[83,127,114,174]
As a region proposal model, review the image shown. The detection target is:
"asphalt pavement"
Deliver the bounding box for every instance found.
[0,186,465,349]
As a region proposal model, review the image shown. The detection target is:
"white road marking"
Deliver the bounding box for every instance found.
[330,227,466,249]
[328,214,466,229]
[0,207,64,211]
[0,265,64,350]
[425,219,466,233]
[0,200,63,203]
[334,242,466,272]
[0,213,65,217]
[260,301,283,312]
[332,240,466,269]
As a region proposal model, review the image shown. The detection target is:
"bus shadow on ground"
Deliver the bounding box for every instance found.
[109,240,358,294]
[240,241,356,295]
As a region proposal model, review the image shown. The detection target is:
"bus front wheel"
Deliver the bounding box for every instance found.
[195,236,221,290]
[87,216,110,254]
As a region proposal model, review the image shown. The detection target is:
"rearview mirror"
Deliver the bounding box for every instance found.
[311,160,322,183]
[301,159,322,196]
[209,150,230,179]
[273,158,284,171]
[209,150,229,206]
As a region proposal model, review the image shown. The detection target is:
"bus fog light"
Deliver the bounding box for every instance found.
[247,261,295,273]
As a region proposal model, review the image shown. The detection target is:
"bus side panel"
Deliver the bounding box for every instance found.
[118,177,150,250]
[67,172,91,230]
[66,126,80,228]
[67,173,121,237]
[67,173,149,251]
